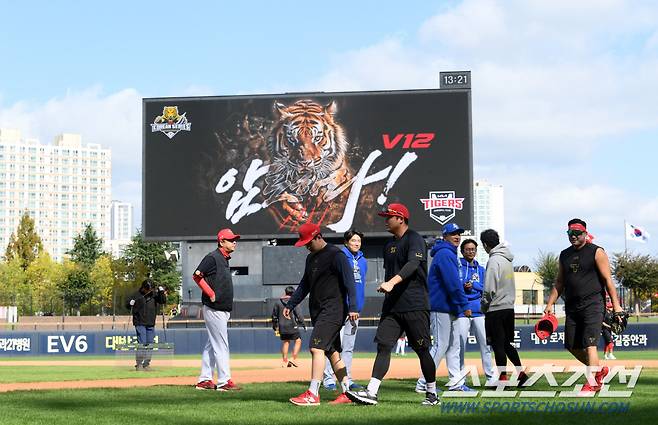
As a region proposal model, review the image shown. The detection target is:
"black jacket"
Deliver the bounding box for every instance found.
[287,244,358,324]
[272,296,305,334]
[127,289,167,327]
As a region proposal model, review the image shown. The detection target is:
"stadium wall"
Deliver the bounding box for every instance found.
[1,324,657,356]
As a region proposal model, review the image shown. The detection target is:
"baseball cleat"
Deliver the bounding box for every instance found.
[290,390,320,406]
[595,366,609,387]
[217,379,241,391]
[578,382,599,396]
[329,393,352,404]
[346,389,378,405]
[421,392,440,406]
[195,380,216,390]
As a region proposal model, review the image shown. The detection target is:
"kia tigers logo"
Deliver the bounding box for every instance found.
[420,191,464,225]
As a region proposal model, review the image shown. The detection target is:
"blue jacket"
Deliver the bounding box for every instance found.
[459,257,485,317]
[428,240,468,315]
[341,246,367,312]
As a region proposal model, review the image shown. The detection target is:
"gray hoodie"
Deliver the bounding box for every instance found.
[481,243,516,313]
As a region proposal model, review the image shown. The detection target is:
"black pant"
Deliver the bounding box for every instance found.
[565,302,604,349]
[372,311,435,383]
[601,327,613,346]
[485,309,522,370]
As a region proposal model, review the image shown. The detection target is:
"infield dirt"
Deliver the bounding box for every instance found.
[2,357,655,393]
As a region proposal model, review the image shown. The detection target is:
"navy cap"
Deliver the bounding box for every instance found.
[442,223,465,235]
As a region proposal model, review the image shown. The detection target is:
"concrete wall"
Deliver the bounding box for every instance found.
[179,238,394,318]
[179,239,556,320]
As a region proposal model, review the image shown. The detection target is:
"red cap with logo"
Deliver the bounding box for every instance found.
[294,223,321,247]
[217,228,241,242]
[377,203,410,220]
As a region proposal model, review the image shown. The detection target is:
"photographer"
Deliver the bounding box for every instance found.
[272,286,306,368]
[127,279,167,371]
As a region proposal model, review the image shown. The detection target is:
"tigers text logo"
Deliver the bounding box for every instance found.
[382,133,435,149]
[151,106,192,139]
[420,191,464,225]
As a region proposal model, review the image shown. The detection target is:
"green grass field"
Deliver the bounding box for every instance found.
[1,361,653,385]
[0,351,655,384]
[0,352,655,424]
[0,373,655,425]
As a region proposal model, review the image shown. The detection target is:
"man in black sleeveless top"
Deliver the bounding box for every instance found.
[286,223,360,406]
[193,228,241,391]
[544,218,623,393]
[347,203,439,407]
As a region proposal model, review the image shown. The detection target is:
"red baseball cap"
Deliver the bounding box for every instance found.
[294,223,321,247]
[378,203,410,220]
[217,228,240,241]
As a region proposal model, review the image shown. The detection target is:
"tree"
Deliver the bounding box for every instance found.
[25,252,63,315]
[67,223,104,268]
[110,256,131,315]
[122,230,180,305]
[534,250,560,300]
[0,257,26,310]
[57,264,95,316]
[90,255,114,314]
[612,252,658,314]
[4,211,44,270]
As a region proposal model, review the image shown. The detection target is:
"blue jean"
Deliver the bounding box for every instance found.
[135,325,155,366]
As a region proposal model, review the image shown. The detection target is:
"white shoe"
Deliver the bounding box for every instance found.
[608,353,616,360]
[346,389,378,405]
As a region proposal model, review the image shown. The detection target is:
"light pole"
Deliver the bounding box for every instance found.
[61,292,65,329]
[112,285,116,330]
[529,278,538,322]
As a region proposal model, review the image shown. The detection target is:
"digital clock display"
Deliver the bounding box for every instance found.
[439,71,471,89]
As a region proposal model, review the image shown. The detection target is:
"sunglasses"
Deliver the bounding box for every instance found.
[567,230,585,237]
[383,209,402,216]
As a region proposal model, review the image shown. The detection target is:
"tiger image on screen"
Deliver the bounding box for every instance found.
[263,99,353,227]
[154,106,181,124]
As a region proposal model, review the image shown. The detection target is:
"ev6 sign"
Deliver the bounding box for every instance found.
[46,335,89,353]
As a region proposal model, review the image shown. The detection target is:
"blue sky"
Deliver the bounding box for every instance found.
[1,0,657,266]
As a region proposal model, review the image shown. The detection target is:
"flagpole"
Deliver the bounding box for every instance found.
[622,219,627,310]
